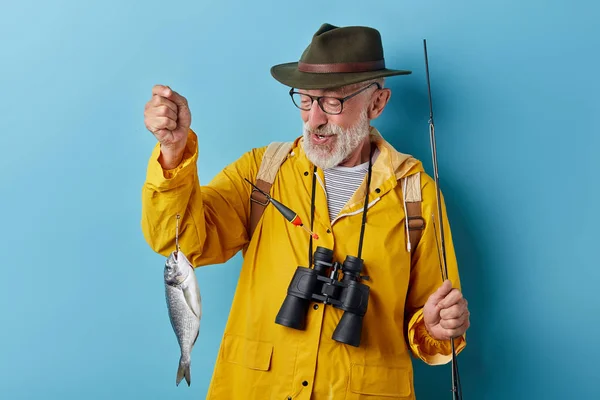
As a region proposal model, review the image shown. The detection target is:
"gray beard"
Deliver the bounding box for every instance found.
[302,109,370,170]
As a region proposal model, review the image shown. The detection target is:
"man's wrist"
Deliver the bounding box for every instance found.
[159,146,185,170]
[423,317,434,337]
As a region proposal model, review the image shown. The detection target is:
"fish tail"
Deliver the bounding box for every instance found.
[176,354,191,387]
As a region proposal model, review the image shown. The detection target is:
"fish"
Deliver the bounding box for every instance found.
[164,249,202,386]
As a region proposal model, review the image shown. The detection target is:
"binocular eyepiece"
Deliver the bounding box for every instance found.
[275,246,370,347]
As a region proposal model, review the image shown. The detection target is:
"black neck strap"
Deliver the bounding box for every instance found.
[308,165,317,267]
[357,144,374,259]
[309,144,374,266]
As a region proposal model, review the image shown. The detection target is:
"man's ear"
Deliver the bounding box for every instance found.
[367,88,391,120]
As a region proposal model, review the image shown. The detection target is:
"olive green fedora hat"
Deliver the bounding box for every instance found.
[270,23,412,90]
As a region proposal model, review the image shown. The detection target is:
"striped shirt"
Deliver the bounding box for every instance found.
[323,149,379,221]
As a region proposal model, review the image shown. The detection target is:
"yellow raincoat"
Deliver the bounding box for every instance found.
[141,126,466,399]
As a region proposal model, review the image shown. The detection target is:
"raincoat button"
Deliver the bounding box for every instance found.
[287,397,292,400]
[302,381,308,386]
[327,229,331,233]
[313,304,319,310]
[375,188,381,193]
[304,171,309,176]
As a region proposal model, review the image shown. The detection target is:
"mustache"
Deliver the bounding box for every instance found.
[303,124,341,136]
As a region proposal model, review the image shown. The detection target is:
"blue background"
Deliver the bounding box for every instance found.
[1,0,598,399]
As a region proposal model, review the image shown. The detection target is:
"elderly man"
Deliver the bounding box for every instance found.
[142,23,470,400]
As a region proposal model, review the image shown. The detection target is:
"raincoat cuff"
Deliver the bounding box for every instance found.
[146,129,198,190]
[407,308,466,365]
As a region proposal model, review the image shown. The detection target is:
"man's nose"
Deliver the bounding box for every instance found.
[307,100,328,129]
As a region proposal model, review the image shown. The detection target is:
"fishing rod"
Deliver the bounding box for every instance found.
[423,39,463,400]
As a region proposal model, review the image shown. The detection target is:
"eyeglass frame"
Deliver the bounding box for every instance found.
[288,82,382,115]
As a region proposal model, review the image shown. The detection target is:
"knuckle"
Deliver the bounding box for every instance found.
[164,117,174,127]
[158,105,169,116]
[148,109,160,120]
[162,98,175,110]
[157,117,169,128]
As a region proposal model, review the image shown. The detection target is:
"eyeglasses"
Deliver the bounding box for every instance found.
[289,82,381,115]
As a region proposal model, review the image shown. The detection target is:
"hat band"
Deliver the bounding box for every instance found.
[298,59,385,73]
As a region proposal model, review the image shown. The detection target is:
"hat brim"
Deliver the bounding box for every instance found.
[270,62,412,90]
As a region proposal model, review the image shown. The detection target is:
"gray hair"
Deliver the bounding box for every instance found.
[339,78,386,95]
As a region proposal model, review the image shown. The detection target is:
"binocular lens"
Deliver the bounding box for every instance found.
[314,246,334,263]
[332,312,364,347]
[275,294,310,330]
[342,255,363,275]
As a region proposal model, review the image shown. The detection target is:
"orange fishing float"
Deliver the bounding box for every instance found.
[244,179,319,240]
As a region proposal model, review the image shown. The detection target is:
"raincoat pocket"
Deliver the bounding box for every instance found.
[223,334,274,371]
[348,363,413,398]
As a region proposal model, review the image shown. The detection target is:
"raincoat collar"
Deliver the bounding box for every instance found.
[293,126,424,184]
[292,126,424,221]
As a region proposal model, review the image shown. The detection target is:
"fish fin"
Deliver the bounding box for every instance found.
[193,329,199,346]
[183,280,202,320]
[176,356,191,387]
[176,365,183,386]
[185,365,191,386]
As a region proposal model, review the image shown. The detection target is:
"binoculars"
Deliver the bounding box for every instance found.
[275,246,370,347]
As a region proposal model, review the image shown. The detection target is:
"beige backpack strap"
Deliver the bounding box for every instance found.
[402,172,425,254]
[249,141,294,238]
